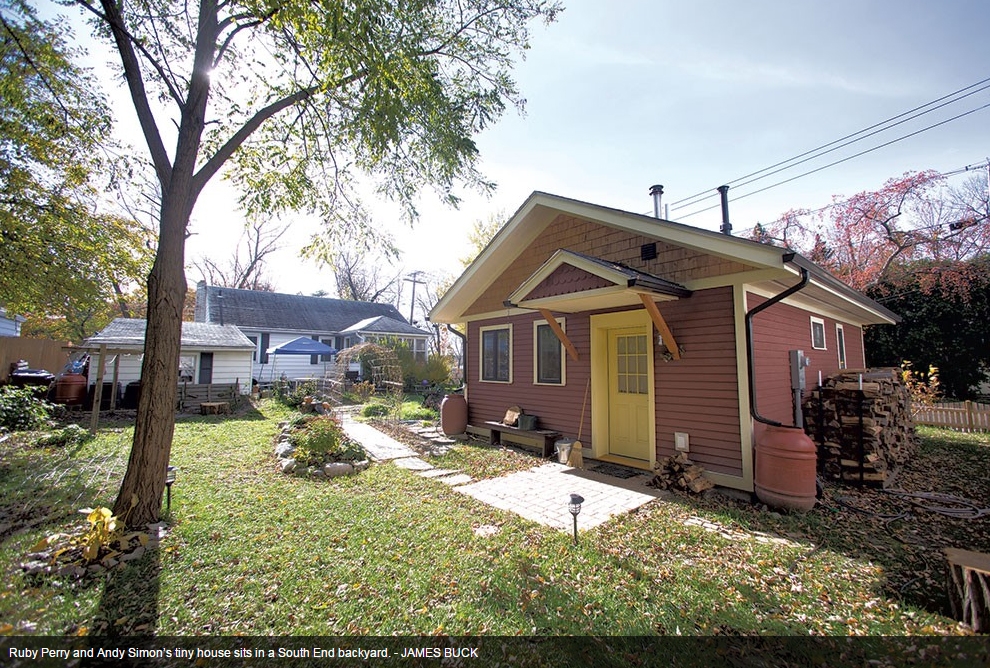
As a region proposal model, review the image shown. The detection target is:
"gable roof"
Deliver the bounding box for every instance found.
[430,191,899,326]
[83,318,255,351]
[507,249,692,313]
[195,284,408,333]
[340,316,431,338]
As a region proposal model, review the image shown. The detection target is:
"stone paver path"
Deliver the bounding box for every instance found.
[456,463,662,531]
[341,414,663,532]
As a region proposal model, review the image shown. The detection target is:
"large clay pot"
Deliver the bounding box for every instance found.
[53,374,87,406]
[755,425,817,512]
[440,393,468,436]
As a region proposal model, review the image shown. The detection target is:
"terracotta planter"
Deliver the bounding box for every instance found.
[755,425,817,512]
[440,394,468,436]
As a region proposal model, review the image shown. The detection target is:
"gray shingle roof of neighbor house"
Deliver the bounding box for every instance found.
[195,282,409,332]
[339,316,431,337]
[82,318,256,350]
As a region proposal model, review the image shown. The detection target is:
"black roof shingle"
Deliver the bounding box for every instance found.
[195,284,409,332]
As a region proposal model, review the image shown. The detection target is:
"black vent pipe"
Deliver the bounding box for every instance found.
[745,255,809,426]
[717,185,732,235]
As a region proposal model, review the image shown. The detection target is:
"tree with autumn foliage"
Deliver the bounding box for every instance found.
[750,170,990,292]
[0,0,153,340]
[751,170,990,397]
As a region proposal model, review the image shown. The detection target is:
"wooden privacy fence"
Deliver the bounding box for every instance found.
[0,337,71,382]
[177,382,240,413]
[915,401,990,432]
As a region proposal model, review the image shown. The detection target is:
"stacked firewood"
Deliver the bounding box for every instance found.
[802,368,917,486]
[648,452,715,493]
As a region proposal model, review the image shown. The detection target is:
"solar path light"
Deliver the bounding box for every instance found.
[568,493,584,545]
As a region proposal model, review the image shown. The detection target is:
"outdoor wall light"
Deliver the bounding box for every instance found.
[568,493,584,545]
[164,465,178,512]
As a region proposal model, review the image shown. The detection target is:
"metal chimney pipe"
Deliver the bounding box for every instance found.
[649,184,664,219]
[717,185,732,235]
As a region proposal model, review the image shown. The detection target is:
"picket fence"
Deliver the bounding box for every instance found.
[914,400,990,432]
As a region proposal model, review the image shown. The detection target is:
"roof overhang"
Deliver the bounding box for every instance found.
[505,249,691,314]
[429,191,899,327]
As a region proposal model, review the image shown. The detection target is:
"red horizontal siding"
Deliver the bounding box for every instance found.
[467,314,593,444]
[655,287,741,476]
[747,292,866,442]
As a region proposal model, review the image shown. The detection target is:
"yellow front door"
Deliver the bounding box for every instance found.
[607,327,651,461]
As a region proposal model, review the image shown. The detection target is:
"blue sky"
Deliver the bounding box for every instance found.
[165,1,990,304]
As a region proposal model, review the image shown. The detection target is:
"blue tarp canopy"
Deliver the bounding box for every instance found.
[266,336,337,356]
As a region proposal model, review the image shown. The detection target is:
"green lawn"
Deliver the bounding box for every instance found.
[1,402,987,641]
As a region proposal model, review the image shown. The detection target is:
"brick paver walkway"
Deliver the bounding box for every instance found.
[456,463,662,531]
[342,415,663,532]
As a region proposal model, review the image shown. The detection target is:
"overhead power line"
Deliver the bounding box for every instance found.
[675,100,990,220]
[668,75,990,212]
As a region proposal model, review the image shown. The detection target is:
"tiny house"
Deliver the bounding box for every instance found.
[430,192,898,493]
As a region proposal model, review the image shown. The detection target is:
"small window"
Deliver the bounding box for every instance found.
[810,317,827,350]
[836,324,847,370]
[179,355,196,382]
[480,325,512,383]
[247,335,258,362]
[534,319,565,385]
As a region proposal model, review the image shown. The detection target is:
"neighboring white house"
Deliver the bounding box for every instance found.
[339,316,430,362]
[81,318,256,395]
[0,307,26,337]
[194,282,432,382]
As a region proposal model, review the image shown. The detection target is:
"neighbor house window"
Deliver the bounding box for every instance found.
[247,335,258,362]
[480,324,512,383]
[810,317,827,350]
[836,324,847,370]
[179,355,196,382]
[534,319,565,385]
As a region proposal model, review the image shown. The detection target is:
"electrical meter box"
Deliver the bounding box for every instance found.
[789,349,810,390]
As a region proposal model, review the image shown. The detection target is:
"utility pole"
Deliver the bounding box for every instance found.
[403,271,426,324]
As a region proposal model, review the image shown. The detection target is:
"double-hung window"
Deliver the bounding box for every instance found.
[534,319,565,385]
[480,325,512,383]
[810,317,827,350]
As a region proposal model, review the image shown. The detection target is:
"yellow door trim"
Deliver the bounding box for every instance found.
[590,310,656,469]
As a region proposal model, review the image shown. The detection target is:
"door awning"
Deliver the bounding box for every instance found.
[505,249,692,313]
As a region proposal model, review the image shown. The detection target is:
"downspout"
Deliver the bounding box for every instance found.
[446,324,467,390]
[745,254,809,426]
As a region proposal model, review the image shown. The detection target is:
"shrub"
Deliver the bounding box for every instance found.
[361,402,390,418]
[273,379,318,408]
[290,414,365,465]
[35,424,91,447]
[400,401,437,421]
[0,385,52,431]
[351,380,375,402]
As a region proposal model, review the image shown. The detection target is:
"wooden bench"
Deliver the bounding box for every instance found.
[200,401,230,415]
[483,421,561,458]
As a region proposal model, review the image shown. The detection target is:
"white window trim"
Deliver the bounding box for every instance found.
[835,324,847,370]
[479,324,512,384]
[533,318,567,386]
[810,316,827,350]
[179,353,198,383]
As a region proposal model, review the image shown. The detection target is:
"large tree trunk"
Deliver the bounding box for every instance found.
[111,204,188,525]
[108,1,216,527]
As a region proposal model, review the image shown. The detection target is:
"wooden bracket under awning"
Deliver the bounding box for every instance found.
[538,308,579,361]
[638,294,681,360]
